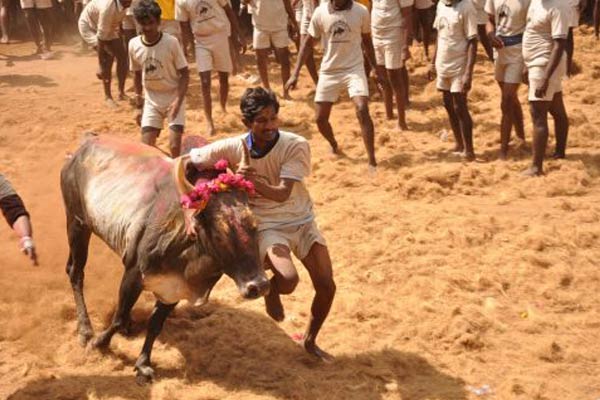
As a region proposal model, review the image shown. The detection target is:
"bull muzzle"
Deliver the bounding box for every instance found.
[241,276,270,299]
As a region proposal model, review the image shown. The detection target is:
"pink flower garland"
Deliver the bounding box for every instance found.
[180,159,256,210]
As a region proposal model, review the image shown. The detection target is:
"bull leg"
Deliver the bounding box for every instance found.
[92,267,143,349]
[134,300,177,384]
[66,219,93,346]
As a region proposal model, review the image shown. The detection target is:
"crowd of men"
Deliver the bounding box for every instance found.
[2,0,600,361]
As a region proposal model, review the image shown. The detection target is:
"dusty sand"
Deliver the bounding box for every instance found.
[1,27,599,400]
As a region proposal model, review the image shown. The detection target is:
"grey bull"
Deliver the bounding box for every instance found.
[60,134,269,382]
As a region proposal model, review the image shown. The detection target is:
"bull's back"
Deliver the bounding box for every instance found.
[61,135,177,254]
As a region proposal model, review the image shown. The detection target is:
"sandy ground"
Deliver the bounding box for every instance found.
[1,26,600,400]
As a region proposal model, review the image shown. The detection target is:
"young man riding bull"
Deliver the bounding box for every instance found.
[188,87,336,361]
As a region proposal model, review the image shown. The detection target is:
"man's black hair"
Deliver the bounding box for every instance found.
[133,0,162,23]
[240,87,280,122]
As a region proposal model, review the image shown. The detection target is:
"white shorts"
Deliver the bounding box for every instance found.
[528,57,567,102]
[259,220,327,263]
[253,28,289,50]
[78,19,97,47]
[437,72,465,93]
[195,33,232,73]
[373,38,403,70]
[495,62,523,84]
[315,67,369,103]
[142,100,185,130]
[161,19,182,43]
[20,0,52,8]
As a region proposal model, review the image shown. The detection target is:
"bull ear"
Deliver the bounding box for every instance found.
[237,138,251,172]
[173,155,196,197]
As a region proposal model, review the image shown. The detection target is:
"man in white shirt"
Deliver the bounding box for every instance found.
[243,0,299,99]
[130,0,189,157]
[485,0,529,159]
[79,0,133,107]
[188,88,336,361]
[177,0,244,136]
[429,0,478,160]
[371,0,413,131]
[287,0,384,169]
[20,0,53,58]
[522,0,570,176]
[414,0,435,59]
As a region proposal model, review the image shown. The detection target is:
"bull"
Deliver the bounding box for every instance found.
[60,134,269,382]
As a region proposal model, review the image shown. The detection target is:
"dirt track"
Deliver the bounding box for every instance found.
[1,27,600,400]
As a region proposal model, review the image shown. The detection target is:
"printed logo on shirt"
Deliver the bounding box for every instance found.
[437,16,449,31]
[498,4,511,29]
[143,56,164,81]
[328,20,351,43]
[194,0,216,22]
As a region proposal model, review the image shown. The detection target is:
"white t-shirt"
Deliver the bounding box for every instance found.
[522,0,569,68]
[80,0,128,41]
[433,0,478,77]
[308,2,371,73]
[485,0,530,65]
[371,0,413,41]
[175,0,230,38]
[129,33,188,107]
[189,132,315,232]
[415,0,434,9]
[248,0,288,32]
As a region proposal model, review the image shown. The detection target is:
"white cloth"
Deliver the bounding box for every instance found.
[371,0,413,41]
[247,0,288,32]
[314,65,369,102]
[195,33,233,72]
[253,28,290,49]
[175,0,230,38]
[415,0,434,9]
[78,0,128,41]
[522,0,569,68]
[308,2,371,73]
[484,0,531,37]
[433,0,478,78]
[129,33,188,108]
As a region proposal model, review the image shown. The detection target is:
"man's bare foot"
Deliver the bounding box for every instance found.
[206,121,216,136]
[464,151,476,162]
[368,164,377,177]
[118,93,129,101]
[264,289,284,322]
[0,36,8,44]
[105,98,119,109]
[40,51,53,60]
[283,90,291,100]
[220,103,227,113]
[35,46,44,55]
[552,151,566,159]
[522,165,542,177]
[302,338,334,363]
[398,120,408,131]
[499,150,508,160]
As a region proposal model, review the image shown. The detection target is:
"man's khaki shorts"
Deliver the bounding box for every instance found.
[259,220,327,264]
[142,99,185,131]
[195,33,233,73]
[20,0,52,9]
[373,37,404,70]
[253,28,289,50]
[437,73,465,93]
[528,57,566,102]
[315,67,369,103]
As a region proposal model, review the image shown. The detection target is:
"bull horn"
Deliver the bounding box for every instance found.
[237,138,251,172]
[173,155,196,197]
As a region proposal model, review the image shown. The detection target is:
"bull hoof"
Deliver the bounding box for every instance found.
[134,365,155,385]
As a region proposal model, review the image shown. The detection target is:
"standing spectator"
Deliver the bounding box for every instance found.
[0,0,10,43]
[20,0,54,58]
[566,0,582,76]
[472,0,493,60]
[413,0,435,60]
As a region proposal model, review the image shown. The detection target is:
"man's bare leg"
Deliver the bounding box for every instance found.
[38,8,53,51]
[478,24,494,61]
[566,27,575,76]
[451,92,475,160]
[141,127,160,147]
[352,96,377,167]
[218,71,228,113]
[389,68,408,130]
[302,37,319,85]
[199,70,216,136]
[595,0,600,39]
[400,66,410,106]
[548,92,569,159]
[274,46,291,99]
[99,48,117,107]
[315,101,339,154]
[420,8,434,59]
[499,82,520,159]
[524,100,551,176]
[256,48,271,90]
[442,91,464,153]
[300,242,336,362]
[23,9,43,52]
[0,0,9,43]
[110,39,128,100]
[168,125,183,157]
[513,94,525,140]
[264,244,299,322]
[376,65,394,120]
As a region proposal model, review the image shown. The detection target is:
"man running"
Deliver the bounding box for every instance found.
[189,87,336,361]
[79,0,132,107]
[244,0,298,99]
[522,0,570,176]
[429,0,478,160]
[371,0,413,130]
[287,0,384,169]
[1,174,38,265]
[177,0,244,136]
[131,0,190,157]
[485,0,529,159]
